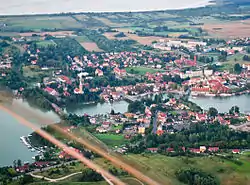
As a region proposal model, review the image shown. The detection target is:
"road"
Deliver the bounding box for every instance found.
[30,172,82,182]
[27,160,78,174]
[152,111,158,134]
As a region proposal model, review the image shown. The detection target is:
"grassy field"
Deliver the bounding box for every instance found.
[126,67,164,75]
[22,65,52,78]
[93,134,127,147]
[122,154,250,185]
[37,40,57,47]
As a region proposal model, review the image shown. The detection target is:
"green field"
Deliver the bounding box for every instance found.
[122,154,250,185]
[126,67,164,75]
[93,134,127,147]
[0,16,82,31]
[37,40,57,47]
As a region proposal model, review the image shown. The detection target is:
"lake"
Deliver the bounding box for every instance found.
[190,94,250,113]
[0,0,210,15]
[0,99,60,167]
[67,101,129,116]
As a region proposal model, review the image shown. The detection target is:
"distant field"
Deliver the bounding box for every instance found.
[202,19,250,38]
[80,42,103,52]
[105,31,164,45]
[19,31,75,37]
[126,67,164,75]
[1,16,82,31]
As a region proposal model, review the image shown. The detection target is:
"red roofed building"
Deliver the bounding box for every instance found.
[16,165,29,173]
[196,113,207,122]
[147,148,159,153]
[189,148,200,154]
[232,149,240,154]
[208,147,219,153]
[58,75,72,85]
[114,67,126,76]
[166,148,174,153]
[44,87,59,96]
[95,69,104,76]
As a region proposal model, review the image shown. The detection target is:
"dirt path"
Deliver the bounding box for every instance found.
[30,172,82,182]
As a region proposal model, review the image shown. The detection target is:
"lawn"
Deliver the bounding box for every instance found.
[126,67,164,75]
[122,154,250,185]
[93,134,127,147]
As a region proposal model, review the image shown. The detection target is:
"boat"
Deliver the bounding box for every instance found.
[30,148,36,152]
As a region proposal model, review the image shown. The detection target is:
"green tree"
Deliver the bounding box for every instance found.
[208,107,218,117]
[234,63,242,74]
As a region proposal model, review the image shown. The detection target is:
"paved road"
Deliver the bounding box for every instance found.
[152,111,158,134]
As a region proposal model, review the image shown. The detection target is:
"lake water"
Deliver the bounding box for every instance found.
[190,94,250,113]
[67,101,129,116]
[0,0,210,15]
[0,99,60,167]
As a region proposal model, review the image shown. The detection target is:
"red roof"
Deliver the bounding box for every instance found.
[44,87,54,93]
[189,148,200,153]
[232,149,240,153]
[208,147,219,152]
[166,148,174,152]
[147,148,159,152]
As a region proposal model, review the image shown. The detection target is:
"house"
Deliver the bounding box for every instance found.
[232,149,240,154]
[114,67,126,76]
[196,113,207,122]
[16,165,29,173]
[138,126,145,134]
[33,161,50,168]
[58,75,72,85]
[147,148,159,153]
[166,148,174,153]
[95,68,104,76]
[44,87,59,96]
[189,148,200,154]
[208,147,219,153]
[200,146,207,153]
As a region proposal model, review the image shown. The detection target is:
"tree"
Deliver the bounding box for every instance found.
[229,106,240,114]
[234,63,242,74]
[208,107,218,117]
[17,159,22,167]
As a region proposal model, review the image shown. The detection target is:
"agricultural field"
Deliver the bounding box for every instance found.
[74,35,104,52]
[126,67,164,75]
[202,19,250,39]
[0,16,82,32]
[80,42,103,52]
[123,153,250,185]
